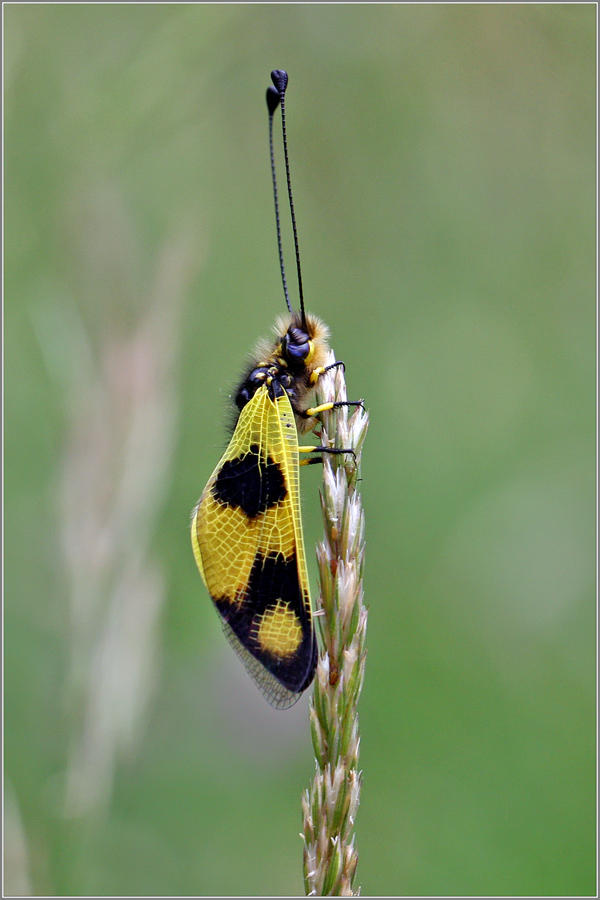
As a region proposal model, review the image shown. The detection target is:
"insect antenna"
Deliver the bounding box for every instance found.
[266,82,292,314]
[267,69,307,328]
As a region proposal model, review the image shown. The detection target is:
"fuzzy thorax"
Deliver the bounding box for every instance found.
[235,311,332,433]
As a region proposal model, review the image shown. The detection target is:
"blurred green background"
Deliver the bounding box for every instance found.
[4,4,596,897]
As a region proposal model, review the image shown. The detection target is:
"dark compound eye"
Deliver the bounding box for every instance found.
[283,328,310,363]
[287,341,310,362]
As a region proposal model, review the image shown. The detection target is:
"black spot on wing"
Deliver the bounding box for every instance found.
[212,444,286,519]
[213,552,316,695]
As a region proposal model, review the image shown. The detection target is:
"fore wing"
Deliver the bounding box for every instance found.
[191,385,316,708]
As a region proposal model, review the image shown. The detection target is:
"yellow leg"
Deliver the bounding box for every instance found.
[309,361,346,384]
[305,402,335,417]
[298,444,356,466]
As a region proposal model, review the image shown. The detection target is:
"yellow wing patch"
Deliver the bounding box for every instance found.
[191,384,316,709]
[255,599,303,657]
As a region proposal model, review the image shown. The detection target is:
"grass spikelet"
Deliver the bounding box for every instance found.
[302,352,369,896]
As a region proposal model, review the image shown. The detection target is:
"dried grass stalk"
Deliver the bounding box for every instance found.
[302,352,369,896]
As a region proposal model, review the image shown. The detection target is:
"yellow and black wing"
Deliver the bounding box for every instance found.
[191,384,316,708]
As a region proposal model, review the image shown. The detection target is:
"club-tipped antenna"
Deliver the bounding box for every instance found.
[267,69,306,326]
[266,83,292,314]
